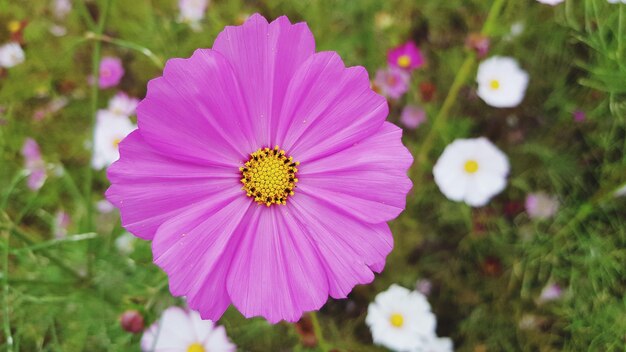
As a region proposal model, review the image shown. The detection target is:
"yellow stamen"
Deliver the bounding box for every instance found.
[389,313,404,328]
[464,160,479,174]
[397,55,411,68]
[7,21,21,34]
[240,146,299,207]
[187,343,205,352]
[489,79,500,90]
[112,138,122,148]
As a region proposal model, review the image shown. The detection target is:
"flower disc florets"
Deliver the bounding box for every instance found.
[240,146,299,206]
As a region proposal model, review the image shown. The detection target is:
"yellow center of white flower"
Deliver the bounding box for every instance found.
[489,79,500,90]
[464,160,479,173]
[240,146,299,207]
[389,313,404,328]
[187,343,205,352]
[7,21,20,33]
[112,137,122,148]
[397,55,411,68]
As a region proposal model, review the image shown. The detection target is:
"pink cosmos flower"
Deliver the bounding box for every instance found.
[107,92,140,117]
[21,138,47,191]
[54,210,71,239]
[106,14,413,323]
[374,67,410,100]
[98,56,124,89]
[525,192,559,220]
[400,104,426,129]
[387,41,424,71]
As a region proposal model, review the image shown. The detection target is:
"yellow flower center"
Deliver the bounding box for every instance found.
[464,160,479,174]
[187,343,206,352]
[8,21,21,33]
[240,146,299,207]
[389,313,404,328]
[112,138,122,148]
[397,55,411,68]
[489,79,500,90]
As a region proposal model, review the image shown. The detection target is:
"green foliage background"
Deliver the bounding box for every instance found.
[1,0,625,351]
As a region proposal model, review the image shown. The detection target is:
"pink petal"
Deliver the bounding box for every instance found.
[297,122,413,223]
[137,49,255,165]
[212,14,316,147]
[226,206,329,323]
[106,131,239,240]
[276,51,388,162]
[289,193,394,298]
[153,195,251,321]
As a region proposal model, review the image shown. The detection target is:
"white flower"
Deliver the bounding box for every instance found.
[433,137,509,207]
[366,284,437,352]
[141,306,235,352]
[537,0,564,5]
[52,0,72,19]
[107,92,139,117]
[91,110,136,169]
[608,0,626,3]
[422,336,454,352]
[0,42,25,68]
[476,56,529,108]
[178,0,208,24]
[114,232,136,255]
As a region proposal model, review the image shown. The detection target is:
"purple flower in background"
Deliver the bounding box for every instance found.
[400,104,426,129]
[21,138,47,191]
[525,192,559,220]
[387,41,424,71]
[54,210,71,239]
[573,110,586,122]
[416,279,432,296]
[106,14,413,323]
[98,57,124,89]
[538,283,563,303]
[374,67,410,99]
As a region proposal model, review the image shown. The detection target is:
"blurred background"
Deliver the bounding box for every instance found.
[1,0,625,351]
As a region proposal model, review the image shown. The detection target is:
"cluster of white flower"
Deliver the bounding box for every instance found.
[92,92,139,169]
[367,285,453,352]
[0,42,25,68]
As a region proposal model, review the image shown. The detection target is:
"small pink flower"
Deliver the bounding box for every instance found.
[387,41,424,71]
[415,279,432,296]
[54,211,71,239]
[538,283,562,302]
[98,57,124,89]
[21,138,47,191]
[108,92,140,116]
[573,110,586,122]
[400,104,426,129]
[525,192,559,220]
[374,67,410,99]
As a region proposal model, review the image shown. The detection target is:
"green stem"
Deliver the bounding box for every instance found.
[2,228,13,352]
[415,0,506,171]
[84,0,112,275]
[85,33,164,70]
[309,311,330,352]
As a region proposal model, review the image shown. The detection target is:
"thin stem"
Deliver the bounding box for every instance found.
[85,33,164,70]
[415,0,506,171]
[309,311,330,352]
[2,228,13,352]
[84,0,112,275]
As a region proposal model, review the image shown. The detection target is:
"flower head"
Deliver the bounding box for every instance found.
[476,56,529,108]
[98,56,124,89]
[538,283,563,303]
[525,192,559,220]
[21,138,47,191]
[106,14,413,323]
[400,104,426,129]
[179,0,208,27]
[366,284,450,352]
[54,211,71,239]
[52,0,72,19]
[388,41,424,71]
[433,137,509,207]
[108,92,140,117]
[92,110,136,169]
[374,66,410,100]
[0,42,25,68]
[141,307,235,352]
